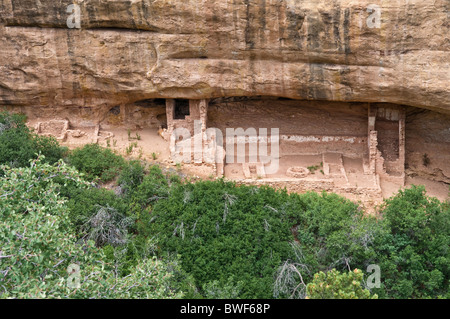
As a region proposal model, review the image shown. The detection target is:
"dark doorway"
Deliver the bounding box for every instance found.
[174,99,190,119]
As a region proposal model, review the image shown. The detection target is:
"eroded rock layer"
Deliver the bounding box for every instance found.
[0,0,449,113]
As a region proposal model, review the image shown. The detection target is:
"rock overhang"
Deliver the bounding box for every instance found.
[0,0,448,113]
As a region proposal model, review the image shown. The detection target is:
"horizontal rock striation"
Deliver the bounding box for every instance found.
[0,0,449,112]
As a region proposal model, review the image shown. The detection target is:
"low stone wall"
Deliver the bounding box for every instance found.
[232,178,383,212]
[234,178,380,194]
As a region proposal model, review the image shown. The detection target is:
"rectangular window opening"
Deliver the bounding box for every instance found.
[174,99,190,120]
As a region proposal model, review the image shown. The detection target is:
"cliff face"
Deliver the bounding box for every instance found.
[0,0,449,112]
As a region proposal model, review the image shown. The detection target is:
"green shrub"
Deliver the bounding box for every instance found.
[306,269,377,299]
[292,192,380,271]
[65,187,128,231]
[82,205,133,247]
[67,143,125,182]
[117,160,145,195]
[273,191,381,299]
[0,111,66,168]
[371,185,450,298]
[203,276,244,299]
[127,165,170,213]
[32,134,68,164]
[148,181,295,298]
[0,156,182,299]
[102,235,157,277]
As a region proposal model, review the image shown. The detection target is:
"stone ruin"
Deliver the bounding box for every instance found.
[34,119,114,145]
[161,98,408,202]
[17,94,450,208]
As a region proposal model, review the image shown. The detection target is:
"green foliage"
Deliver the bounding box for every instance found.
[0,157,182,299]
[82,205,133,247]
[0,112,34,168]
[289,192,376,272]
[102,236,157,277]
[94,256,183,299]
[371,185,449,298]
[65,187,128,231]
[67,143,125,182]
[0,157,92,297]
[127,131,141,141]
[203,276,244,299]
[274,188,449,299]
[128,165,170,211]
[162,255,203,299]
[306,163,323,175]
[117,160,145,195]
[307,165,320,174]
[147,181,449,299]
[306,269,378,299]
[148,181,295,298]
[0,111,66,168]
[64,183,153,279]
[126,144,133,155]
[273,192,381,298]
[32,134,68,165]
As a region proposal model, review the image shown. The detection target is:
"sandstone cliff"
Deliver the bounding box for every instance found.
[0,0,449,112]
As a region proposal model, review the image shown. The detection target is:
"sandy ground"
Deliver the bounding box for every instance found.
[405,176,449,201]
[61,127,217,180]
[99,128,171,163]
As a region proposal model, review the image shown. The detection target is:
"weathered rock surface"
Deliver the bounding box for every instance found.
[0,0,449,112]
